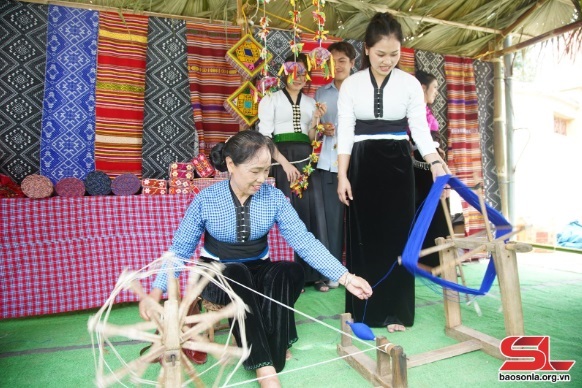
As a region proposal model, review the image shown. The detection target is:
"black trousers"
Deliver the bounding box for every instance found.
[201,259,304,372]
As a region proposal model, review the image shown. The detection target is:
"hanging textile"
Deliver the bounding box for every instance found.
[142,17,197,179]
[40,5,99,183]
[0,0,48,183]
[399,47,415,75]
[187,22,240,155]
[474,60,502,211]
[94,12,148,178]
[445,55,484,235]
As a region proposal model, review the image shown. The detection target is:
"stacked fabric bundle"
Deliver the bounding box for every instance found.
[55,177,86,197]
[21,174,54,199]
[85,170,112,196]
[192,153,215,178]
[141,178,167,195]
[111,173,141,196]
[168,162,196,194]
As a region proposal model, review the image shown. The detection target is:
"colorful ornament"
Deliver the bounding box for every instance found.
[225,34,272,80]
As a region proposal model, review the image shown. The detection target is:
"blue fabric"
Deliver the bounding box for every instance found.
[401,175,512,295]
[40,5,98,183]
[557,221,582,249]
[153,180,348,292]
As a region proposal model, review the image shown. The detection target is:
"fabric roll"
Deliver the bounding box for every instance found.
[142,17,197,179]
[111,173,141,196]
[0,174,25,198]
[0,1,48,183]
[21,174,54,199]
[40,5,99,183]
[85,170,112,196]
[55,177,86,197]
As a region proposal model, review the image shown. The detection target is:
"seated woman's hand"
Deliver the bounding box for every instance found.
[139,288,163,321]
[342,273,373,300]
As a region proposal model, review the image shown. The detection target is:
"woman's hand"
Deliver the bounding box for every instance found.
[312,102,327,126]
[139,288,163,321]
[337,175,353,206]
[282,161,301,183]
[340,273,373,300]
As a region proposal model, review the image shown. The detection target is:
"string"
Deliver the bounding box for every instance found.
[361,259,398,323]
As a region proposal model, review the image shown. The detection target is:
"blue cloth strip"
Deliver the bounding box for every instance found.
[401,175,511,295]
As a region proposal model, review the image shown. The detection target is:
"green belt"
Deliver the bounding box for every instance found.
[273,132,310,144]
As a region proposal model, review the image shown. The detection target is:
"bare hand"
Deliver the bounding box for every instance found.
[346,276,373,300]
[337,175,353,206]
[283,162,301,183]
[321,122,335,137]
[139,288,162,321]
[313,102,327,122]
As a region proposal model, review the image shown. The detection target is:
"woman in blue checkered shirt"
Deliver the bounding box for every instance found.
[140,130,372,388]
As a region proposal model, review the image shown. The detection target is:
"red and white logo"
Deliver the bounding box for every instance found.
[499,336,575,372]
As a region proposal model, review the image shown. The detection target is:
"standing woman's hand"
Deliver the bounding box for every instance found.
[337,174,353,206]
[283,161,301,183]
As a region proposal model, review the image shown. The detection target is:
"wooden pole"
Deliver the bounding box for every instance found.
[438,237,462,329]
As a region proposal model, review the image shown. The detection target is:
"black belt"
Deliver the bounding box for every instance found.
[203,231,268,262]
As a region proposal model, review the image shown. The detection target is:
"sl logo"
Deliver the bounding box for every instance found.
[499,336,575,372]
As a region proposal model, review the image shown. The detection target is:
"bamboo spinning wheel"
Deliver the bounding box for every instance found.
[88,255,250,387]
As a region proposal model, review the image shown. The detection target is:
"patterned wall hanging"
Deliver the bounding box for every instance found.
[225,33,272,80]
[224,81,261,128]
[94,11,149,178]
[142,17,198,179]
[0,0,48,183]
[40,5,99,184]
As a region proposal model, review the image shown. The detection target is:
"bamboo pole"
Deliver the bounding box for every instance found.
[431,244,488,276]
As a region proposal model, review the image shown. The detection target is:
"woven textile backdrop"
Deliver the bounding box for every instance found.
[40,5,98,184]
[187,22,240,155]
[0,0,48,184]
[142,17,197,179]
[94,12,148,178]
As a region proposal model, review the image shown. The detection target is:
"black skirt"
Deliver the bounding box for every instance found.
[271,141,329,283]
[201,259,304,372]
[345,139,416,327]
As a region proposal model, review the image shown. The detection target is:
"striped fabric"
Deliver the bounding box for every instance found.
[186,22,241,155]
[445,55,484,235]
[94,12,149,178]
[399,47,415,75]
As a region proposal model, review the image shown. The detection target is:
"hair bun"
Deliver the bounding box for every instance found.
[209,142,228,172]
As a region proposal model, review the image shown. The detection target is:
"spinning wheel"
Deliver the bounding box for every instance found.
[88,256,250,387]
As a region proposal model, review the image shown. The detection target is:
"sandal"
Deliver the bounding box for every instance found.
[313,281,329,292]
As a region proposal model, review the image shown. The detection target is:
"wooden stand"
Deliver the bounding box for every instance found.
[337,313,407,388]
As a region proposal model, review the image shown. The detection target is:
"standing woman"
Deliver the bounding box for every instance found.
[336,13,448,332]
[258,53,330,292]
[413,70,450,268]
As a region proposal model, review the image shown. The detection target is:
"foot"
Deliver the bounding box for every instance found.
[313,281,329,292]
[387,324,406,333]
[256,366,281,388]
[286,349,292,361]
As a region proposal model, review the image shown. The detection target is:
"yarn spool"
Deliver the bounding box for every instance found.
[55,177,86,197]
[111,173,141,196]
[85,171,112,196]
[21,174,54,199]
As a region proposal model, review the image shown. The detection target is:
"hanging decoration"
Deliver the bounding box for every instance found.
[307,0,334,79]
[279,0,305,85]
[226,33,272,80]
[255,0,279,98]
[224,81,262,129]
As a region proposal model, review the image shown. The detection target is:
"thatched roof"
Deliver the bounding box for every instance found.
[60,0,582,58]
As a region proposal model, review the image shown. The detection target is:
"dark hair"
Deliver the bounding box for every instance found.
[284,52,308,68]
[328,41,356,61]
[362,13,404,69]
[415,70,437,87]
[209,130,275,172]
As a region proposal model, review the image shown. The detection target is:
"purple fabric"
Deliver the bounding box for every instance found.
[426,106,439,132]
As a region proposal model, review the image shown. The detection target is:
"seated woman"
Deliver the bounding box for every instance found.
[139,130,372,388]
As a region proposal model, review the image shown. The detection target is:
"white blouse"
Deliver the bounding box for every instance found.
[258,89,317,137]
[337,68,436,157]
